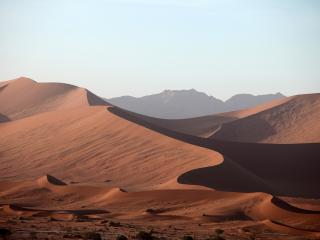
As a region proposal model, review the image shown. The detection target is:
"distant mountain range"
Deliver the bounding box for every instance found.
[107,89,285,119]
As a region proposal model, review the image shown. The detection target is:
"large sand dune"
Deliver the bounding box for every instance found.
[0,78,220,190]
[109,107,320,198]
[0,78,319,239]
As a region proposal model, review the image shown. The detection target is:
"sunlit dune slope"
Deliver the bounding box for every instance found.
[0,78,222,190]
[0,77,107,120]
[1,78,319,197]
[211,93,320,143]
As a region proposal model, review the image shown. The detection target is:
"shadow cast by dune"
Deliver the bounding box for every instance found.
[0,83,8,93]
[0,113,10,123]
[201,212,252,222]
[108,106,320,198]
[178,157,274,194]
[7,204,109,215]
[212,116,277,142]
[270,197,320,214]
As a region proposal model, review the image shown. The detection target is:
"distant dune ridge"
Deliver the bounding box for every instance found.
[107,89,285,119]
[210,93,320,143]
[131,94,320,143]
[0,77,319,238]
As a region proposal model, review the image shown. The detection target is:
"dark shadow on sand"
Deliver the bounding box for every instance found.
[0,113,10,123]
[108,106,320,198]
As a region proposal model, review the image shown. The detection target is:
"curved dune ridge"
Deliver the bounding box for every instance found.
[1,78,318,196]
[108,106,320,198]
[0,78,220,189]
[0,77,319,238]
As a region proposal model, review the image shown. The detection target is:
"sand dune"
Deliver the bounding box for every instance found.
[0,78,220,189]
[1,177,319,238]
[0,105,221,189]
[139,93,319,144]
[0,77,108,120]
[129,95,290,138]
[109,106,320,198]
[211,93,320,143]
[0,78,319,239]
[1,78,315,196]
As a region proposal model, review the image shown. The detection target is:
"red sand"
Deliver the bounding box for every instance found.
[0,78,319,239]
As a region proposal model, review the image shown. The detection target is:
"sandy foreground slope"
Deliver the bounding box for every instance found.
[0,78,319,239]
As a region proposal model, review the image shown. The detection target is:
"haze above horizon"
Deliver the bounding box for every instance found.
[0,0,319,100]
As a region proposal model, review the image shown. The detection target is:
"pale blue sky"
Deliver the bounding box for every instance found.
[0,0,319,99]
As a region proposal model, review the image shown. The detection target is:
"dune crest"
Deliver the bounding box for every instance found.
[0,77,109,120]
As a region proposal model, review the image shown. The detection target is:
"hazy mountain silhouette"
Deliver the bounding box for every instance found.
[107,90,285,119]
[224,93,285,112]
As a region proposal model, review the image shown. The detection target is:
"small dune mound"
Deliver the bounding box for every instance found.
[37,174,67,188]
[1,204,36,216]
[97,188,127,202]
[49,213,76,221]
[1,205,24,216]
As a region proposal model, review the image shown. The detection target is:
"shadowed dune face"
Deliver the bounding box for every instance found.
[37,174,67,187]
[121,112,238,137]
[178,142,320,198]
[178,157,273,193]
[0,113,10,123]
[109,107,320,198]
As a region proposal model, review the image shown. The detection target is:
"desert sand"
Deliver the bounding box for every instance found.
[0,78,319,239]
[210,94,320,143]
